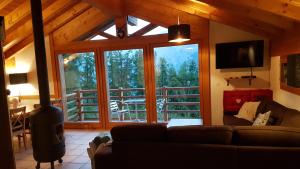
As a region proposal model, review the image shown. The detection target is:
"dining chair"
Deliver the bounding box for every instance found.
[10,106,27,150]
[110,100,131,121]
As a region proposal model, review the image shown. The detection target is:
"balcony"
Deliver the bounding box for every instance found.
[65,86,200,122]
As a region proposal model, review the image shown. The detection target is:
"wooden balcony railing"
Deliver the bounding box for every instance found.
[65,86,200,121]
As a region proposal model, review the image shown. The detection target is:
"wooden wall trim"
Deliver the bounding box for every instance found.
[49,33,61,98]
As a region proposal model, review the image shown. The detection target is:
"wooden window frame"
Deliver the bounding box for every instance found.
[53,34,211,129]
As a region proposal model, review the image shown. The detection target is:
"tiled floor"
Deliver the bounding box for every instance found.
[14,129,109,169]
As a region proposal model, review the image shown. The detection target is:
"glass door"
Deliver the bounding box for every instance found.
[58,51,100,122]
[104,48,146,123]
[154,44,202,123]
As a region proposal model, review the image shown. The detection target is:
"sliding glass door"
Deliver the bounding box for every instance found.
[104,48,147,123]
[154,44,201,122]
[58,52,100,122]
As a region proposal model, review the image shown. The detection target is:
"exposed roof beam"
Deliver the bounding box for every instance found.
[125,0,209,39]
[213,0,300,22]
[53,7,111,46]
[152,0,283,37]
[131,23,157,37]
[82,0,125,17]
[4,0,54,33]
[3,0,81,52]
[194,0,295,30]
[0,0,25,15]
[4,2,91,58]
[75,20,117,41]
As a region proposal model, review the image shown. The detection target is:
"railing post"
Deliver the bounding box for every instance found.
[118,87,124,109]
[76,90,82,121]
[162,86,168,121]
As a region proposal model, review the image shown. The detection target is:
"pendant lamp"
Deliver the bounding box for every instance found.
[168,17,191,43]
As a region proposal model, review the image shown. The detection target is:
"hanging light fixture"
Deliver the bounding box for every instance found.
[168,16,191,43]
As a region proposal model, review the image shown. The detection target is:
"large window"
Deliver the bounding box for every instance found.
[104,49,146,122]
[58,52,99,122]
[154,44,201,122]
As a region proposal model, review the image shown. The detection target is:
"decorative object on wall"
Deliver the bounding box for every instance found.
[280,55,300,95]
[117,27,125,39]
[168,16,190,43]
[9,73,28,85]
[287,54,300,88]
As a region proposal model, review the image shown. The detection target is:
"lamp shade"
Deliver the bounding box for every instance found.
[168,24,191,43]
[9,73,28,85]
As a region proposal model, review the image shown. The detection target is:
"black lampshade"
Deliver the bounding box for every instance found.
[9,73,28,85]
[168,24,191,43]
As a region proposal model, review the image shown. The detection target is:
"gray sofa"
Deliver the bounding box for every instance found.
[94,124,300,169]
[224,99,300,127]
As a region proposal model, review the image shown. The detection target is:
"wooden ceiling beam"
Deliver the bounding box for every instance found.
[131,23,157,37]
[53,7,111,46]
[125,0,209,39]
[195,0,295,30]
[152,0,283,37]
[3,0,81,52]
[82,0,125,17]
[216,0,300,22]
[4,2,91,58]
[5,0,55,35]
[75,20,117,41]
[0,0,25,15]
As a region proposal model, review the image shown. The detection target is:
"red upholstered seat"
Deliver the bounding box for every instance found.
[223,89,273,115]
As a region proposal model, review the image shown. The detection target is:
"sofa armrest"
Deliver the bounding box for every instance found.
[94,145,116,169]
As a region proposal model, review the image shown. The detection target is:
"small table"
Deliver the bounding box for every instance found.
[124,98,145,119]
[167,119,203,128]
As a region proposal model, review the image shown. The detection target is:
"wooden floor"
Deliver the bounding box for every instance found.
[14,129,109,169]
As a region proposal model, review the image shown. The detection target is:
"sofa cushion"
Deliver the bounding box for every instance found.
[167,125,233,145]
[223,114,253,126]
[281,108,300,128]
[111,124,167,142]
[256,100,288,125]
[234,101,260,122]
[233,126,300,147]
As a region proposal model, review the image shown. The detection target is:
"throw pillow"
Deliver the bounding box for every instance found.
[234,101,261,122]
[87,135,111,169]
[252,111,271,126]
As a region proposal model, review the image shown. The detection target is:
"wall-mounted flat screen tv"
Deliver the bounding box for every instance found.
[216,40,264,69]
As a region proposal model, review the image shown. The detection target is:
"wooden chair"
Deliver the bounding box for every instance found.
[10,106,27,150]
[110,100,131,121]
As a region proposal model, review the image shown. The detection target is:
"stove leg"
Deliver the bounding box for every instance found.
[36,162,40,169]
[51,161,54,169]
[58,158,63,163]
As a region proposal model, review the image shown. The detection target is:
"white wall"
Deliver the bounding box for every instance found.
[6,36,54,105]
[209,21,271,125]
[270,56,300,111]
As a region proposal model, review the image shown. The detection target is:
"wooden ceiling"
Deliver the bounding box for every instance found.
[1,0,300,58]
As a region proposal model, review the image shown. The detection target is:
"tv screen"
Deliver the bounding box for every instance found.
[216,40,264,69]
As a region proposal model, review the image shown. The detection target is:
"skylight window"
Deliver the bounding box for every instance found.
[104,25,117,36]
[127,18,150,35]
[90,35,107,40]
[143,26,168,36]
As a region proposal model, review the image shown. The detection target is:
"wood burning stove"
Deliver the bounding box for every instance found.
[29,0,65,168]
[31,106,65,169]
